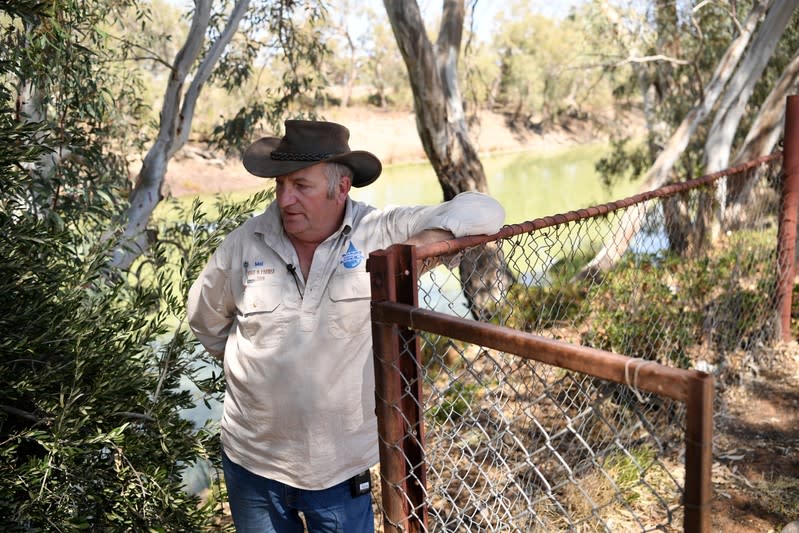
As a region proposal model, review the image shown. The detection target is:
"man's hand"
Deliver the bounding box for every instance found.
[403,228,455,247]
[403,229,459,272]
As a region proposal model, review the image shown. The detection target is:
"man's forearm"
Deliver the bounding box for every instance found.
[402,229,458,271]
[402,228,455,246]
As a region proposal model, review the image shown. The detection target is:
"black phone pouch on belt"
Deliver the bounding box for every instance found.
[349,470,371,497]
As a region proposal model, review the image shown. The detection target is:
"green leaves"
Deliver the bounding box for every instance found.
[0,2,254,530]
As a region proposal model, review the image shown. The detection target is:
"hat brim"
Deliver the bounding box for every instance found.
[243,137,382,188]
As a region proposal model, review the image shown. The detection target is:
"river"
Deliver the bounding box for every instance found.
[350,143,637,222]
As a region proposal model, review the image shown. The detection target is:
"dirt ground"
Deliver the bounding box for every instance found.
[712,343,799,532]
[181,107,799,531]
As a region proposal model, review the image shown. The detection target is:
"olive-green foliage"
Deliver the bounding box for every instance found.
[0,2,272,530]
[208,0,330,155]
[582,254,696,368]
[491,1,621,125]
[493,227,775,369]
[0,191,266,531]
[583,234,774,367]
[428,381,480,425]
[494,282,585,332]
[490,254,590,332]
[0,213,204,530]
[699,229,776,352]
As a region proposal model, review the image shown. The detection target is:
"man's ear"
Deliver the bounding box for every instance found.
[337,176,352,204]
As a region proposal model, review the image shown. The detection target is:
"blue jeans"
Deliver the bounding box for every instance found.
[222,450,375,532]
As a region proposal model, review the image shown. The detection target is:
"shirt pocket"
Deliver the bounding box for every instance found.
[327,271,372,338]
[237,282,286,348]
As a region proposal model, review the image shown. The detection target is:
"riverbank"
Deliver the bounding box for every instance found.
[163,107,633,198]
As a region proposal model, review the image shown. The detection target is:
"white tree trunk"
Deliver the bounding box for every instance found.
[733,48,799,165]
[578,0,770,279]
[383,0,514,319]
[704,0,798,172]
[702,0,798,238]
[113,0,250,269]
[722,49,799,230]
[17,62,74,211]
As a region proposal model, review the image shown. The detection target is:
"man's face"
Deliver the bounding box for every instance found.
[275,163,350,245]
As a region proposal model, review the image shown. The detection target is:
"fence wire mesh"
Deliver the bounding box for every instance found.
[411,338,687,532]
[425,155,784,361]
[371,153,785,532]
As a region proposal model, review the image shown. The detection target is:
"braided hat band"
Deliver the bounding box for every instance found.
[270,151,335,162]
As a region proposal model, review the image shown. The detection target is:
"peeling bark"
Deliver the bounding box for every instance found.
[113,0,250,269]
[701,0,798,239]
[734,48,799,165]
[383,0,514,318]
[577,1,770,280]
[723,48,799,231]
[704,0,798,173]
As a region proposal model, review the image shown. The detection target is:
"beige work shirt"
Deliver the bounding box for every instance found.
[187,191,505,489]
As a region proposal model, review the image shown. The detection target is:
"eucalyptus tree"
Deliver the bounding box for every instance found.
[113,0,328,270]
[703,0,799,172]
[361,6,409,108]
[598,0,799,184]
[733,49,799,166]
[382,0,515,319]
[323,0,361,106]
[8,0,138,223]
[581,0,799,277]
[492,2,610,127]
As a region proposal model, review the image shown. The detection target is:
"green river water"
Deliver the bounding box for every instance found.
[351,143,637,223]
[166,142,637,225]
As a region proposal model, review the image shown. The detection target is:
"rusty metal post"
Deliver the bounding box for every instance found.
[682,372,714,533]
[393,245,429,532]
[368,244,428,532]
[777,94,799,340]
[369,247,407,532]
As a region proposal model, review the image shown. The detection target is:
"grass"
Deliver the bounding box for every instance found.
[552,448,683,532]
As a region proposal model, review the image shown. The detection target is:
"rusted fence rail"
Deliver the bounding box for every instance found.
[370,246,713,532]
[367,96,798,532]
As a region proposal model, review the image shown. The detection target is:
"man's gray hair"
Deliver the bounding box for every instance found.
[323,162,353,198]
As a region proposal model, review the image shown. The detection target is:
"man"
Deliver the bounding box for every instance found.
[187,120,504,532]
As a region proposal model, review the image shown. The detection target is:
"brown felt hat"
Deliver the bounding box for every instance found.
[242,120,382,187]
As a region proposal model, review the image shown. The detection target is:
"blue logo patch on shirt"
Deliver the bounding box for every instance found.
[254,260,264,267]
[340,242,365,269]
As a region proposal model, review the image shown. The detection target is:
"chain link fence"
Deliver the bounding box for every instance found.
[369,151,788,532]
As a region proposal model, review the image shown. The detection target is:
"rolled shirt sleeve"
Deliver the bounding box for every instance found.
[379,191,505,241]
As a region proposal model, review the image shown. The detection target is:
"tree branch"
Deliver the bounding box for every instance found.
[112,0,212,269]
[173,0,251,157]
[615,54,691,67]
[704,0,799,173]
[114,411,157,423]
[107,33,175,71]
[1,404,41,423]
